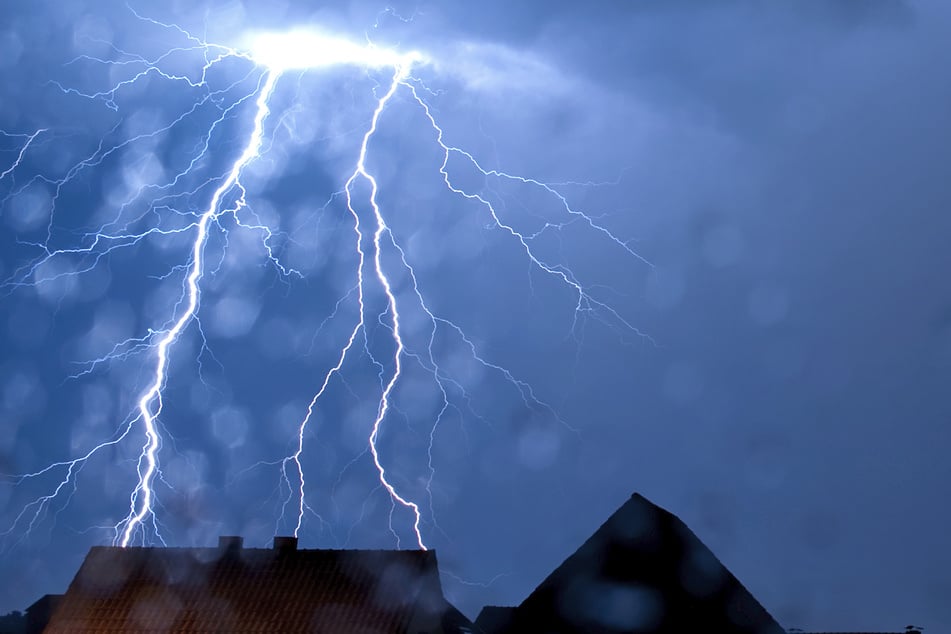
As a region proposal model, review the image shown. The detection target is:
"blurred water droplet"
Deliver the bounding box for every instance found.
[749,284,789,326]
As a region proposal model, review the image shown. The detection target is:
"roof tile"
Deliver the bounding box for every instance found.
[45,545,469,633]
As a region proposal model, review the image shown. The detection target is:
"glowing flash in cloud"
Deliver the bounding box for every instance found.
[247,29,422,71]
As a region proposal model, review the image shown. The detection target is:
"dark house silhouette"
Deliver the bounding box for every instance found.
[24,595,60,634]
[476,492,786,634]
[42,536,476,633]
[790,631,922,634]
[17,492,922,633]
[0,594,61,634]
[474,492,919,634]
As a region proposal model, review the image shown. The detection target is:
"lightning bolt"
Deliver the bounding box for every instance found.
[117,70,282,546]
[0,129,47,182]
[0,8,650,558]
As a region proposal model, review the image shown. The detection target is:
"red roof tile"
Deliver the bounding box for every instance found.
[45,543,471,633]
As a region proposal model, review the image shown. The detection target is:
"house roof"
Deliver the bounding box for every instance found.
[44,537,474,633]
[480,492,786,633]
[473,606,515,633]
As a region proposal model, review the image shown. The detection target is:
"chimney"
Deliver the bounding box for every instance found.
[218,536,244,552]
[273,536,298,552]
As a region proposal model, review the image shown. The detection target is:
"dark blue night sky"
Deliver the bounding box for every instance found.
[1,1,949,631]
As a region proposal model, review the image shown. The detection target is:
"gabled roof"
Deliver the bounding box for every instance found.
[479,492,785,633]
[44,538,474,633]
[25,594,61,634]
[473,606,515,633]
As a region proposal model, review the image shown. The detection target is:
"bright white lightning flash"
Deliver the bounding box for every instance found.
[0,13,649,556]
[247,30,422,71]
[118,71,281,546]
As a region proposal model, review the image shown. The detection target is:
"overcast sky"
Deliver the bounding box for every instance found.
[1,1,949,631]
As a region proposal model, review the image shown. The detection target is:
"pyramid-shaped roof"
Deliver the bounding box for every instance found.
[478,492,785,633]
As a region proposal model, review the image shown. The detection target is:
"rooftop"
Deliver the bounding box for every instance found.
[44,536,474,633]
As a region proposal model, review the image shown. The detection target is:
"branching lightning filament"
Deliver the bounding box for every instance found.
[0,11,649,555]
